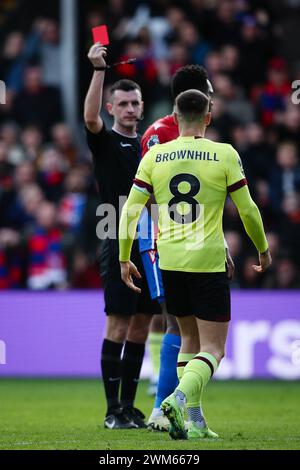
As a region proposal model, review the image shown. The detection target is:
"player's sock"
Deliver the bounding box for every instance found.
[177,353,206,427]
[187,407,207,428]
[177,352,218,409]
[148,352,194,427]
[174,389,187,408]
[148,332,163,380]
[177,352,195,380]
[149,407,163,418]
[120,341,145,408]
[154,333,181,409]
[101,338,123,414]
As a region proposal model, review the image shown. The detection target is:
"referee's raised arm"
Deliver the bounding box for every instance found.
[84,43,107,134]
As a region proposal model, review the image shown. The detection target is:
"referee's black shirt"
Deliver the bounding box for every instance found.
[86,124,140,212]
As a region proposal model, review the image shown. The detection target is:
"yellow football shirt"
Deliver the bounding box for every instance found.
[134,136,247,272]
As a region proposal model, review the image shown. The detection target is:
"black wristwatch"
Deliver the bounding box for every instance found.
[93,66,107,71]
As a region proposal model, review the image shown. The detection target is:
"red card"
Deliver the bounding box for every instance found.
[92,25,110,45]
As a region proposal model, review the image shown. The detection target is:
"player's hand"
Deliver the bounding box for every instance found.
[225,248,235,280]
[252,249,272,273]
[120,261,142,294]
[88,43,107,68]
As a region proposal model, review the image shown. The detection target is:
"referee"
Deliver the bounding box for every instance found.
[119,89,272,439]
[84,43,160,429]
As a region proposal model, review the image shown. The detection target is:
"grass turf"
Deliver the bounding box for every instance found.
[0,379,299,450]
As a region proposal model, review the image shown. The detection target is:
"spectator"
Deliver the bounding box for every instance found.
[58,167,89,234]
[0,88,15,125]
[168,41,189,75]
[223,196,243,232]
[240,255,262,289]
[266,232,281,261]
[115,39,158,114]
[37,19,62,87]
[208,0,241,46]
[51,123,79,166]
[230,124,248,153]
[220,44,240,83]
[279,192,300,265]
[242,122,275,181]
[27,201,67,290]
[0,161,36,228]
[14,161,37,189]
[176,21,211,65]
[7,184,45,230]
[0,32,25,88]
[0,229,22,289]
[239,15,272,92]
[20,125,44,164]
[204,127,221,142]
[256,57,291,127]
[268,258,300,289]
[205,50,223,78]
[38,147,67,203]
[0,141,15,190]
[71,250,102,289]
[0,122,23,165]
[3,18,63,91]
[270,141,300,211]
[224,230,244,284]
[254,179,279,232]
[213,73,255,124]
[276,104,300,147]
[58,166,99,260]
[209,94,237,141]
[12,65,63,137]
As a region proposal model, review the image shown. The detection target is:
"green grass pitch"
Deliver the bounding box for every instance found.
[0,379,299,450]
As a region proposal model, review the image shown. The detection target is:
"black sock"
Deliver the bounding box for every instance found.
[101,339,123,415]
[120,341,145,409]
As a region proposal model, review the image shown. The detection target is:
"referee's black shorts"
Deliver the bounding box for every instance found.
[161,269,231,322]
[100,238,161,316]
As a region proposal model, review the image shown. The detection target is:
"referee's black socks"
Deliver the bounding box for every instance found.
[101,339,123,415]
[120,341,145,409]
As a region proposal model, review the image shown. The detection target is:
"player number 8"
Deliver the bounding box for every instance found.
[168,173,201,224]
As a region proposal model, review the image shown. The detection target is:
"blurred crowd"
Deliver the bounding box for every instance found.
[1,0,300,289]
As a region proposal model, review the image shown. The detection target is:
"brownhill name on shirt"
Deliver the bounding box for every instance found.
[155,150,219,162]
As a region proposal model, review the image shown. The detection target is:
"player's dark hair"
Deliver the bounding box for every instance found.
[110,79,141,95]
[171,65,211,99]
[176,89,209,122]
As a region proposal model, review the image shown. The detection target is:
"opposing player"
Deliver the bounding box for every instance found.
[140,65,234,431]
[119,89,271,439]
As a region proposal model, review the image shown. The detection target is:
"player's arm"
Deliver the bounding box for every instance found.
[225,243,235,279]
[227,146,271,273]
[119,154,154,291]
[119,185,151,292]
[229,185,271,272]
[84,44,107,134]
[141,129,163,220]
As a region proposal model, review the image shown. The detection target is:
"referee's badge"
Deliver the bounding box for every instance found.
[147,134,160,149]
